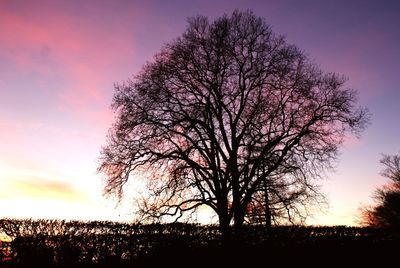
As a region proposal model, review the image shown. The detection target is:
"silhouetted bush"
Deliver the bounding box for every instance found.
[0,219,399,267]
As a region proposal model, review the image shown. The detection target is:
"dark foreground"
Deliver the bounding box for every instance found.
[1,219,399,267]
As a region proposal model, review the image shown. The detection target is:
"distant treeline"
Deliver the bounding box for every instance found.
[0,219,399,267]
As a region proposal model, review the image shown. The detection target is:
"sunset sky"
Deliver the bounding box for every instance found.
[0,0,399,226]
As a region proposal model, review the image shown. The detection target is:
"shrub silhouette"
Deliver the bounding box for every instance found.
[0,219,399,266]
[362,153,400,228]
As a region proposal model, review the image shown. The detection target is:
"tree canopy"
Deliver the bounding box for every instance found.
[98,10,369,237]
[362,154,400,228]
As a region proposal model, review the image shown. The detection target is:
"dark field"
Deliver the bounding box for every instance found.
[1,219,399,267]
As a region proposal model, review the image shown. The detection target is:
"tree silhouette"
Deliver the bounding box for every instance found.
[362,153,400,228]
[246,174,322,228]
[98,10,369,239]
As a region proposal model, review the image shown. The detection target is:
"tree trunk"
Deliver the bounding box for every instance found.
[231,166,245,242]
[218,212,231,244]
[233,206,245,243]
[264,181,272,231]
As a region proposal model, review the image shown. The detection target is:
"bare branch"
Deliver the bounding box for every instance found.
[98,10,369,235]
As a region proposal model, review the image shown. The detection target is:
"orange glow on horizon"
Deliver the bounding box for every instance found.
[1,177,87,202]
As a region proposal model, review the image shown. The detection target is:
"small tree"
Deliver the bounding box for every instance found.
[246,174,323,228]
[362,154,400,228]
[98,10,368,239]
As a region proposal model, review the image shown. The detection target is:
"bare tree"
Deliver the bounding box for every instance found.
[98,10,369,239]
[380,154,400,186]
[362,153,400,228]
[246,172,324,228]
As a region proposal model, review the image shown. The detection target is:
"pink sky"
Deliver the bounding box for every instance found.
[0,0,399,225]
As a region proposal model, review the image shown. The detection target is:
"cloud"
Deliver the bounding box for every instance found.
[1,176,87,202]
[0,1,144,127]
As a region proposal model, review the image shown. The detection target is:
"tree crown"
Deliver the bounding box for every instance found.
[99,10,369,228]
